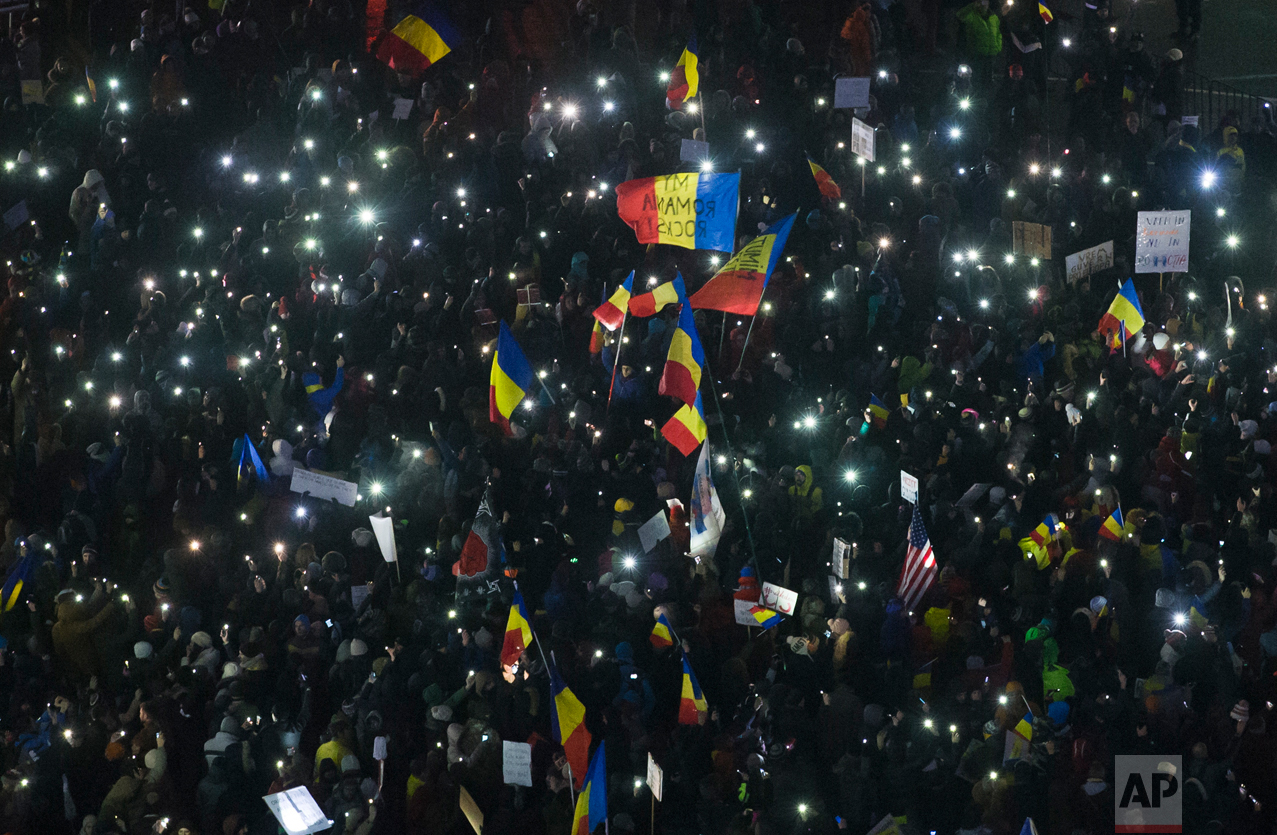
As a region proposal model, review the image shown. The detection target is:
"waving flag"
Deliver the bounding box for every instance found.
[375,0,460,72]
[489,321,535,435]
[454,490,501,579]
[1028,514,1059,547]
[232,434,269,486]
[500,588,534,667]
[1038,1,1053,22]
[659,276,704,407]
[1099,507,1125,542]
[896,506,937,611]
[550,660,592,789]
[807,156,842,199]
[690,214,795,315]
[1098,279,1145,344]
[616,173,739,252]
[666,36,699,108]
[689,440,726,561]
[662,392,708,456]
[868,394,890,429]
[1014,709,1034,741]
[628,280,681,317]
[593,272,633,331]
[747,606,782,629]
[1,553,33,612]
[571,743,607,834]
[650,613,675,648]
[679,656,708,724]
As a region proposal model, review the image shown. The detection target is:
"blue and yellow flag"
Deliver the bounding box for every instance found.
[489,321,535,435]
[571,742,607,834]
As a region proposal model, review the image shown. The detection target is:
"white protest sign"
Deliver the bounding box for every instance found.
[1181,115,1199,127]
[760,582,798,615]
[391,97,413,120]
[900,471,919,504]
[290,468,357,506]
[1065,240,1114,283]
[637,510,672,553]
[1136,210,1191,273]
[832,537,852,579]
[373,736,387,760]
[733,598,758,626]
[834,77,871,109]
[370,513,398,562]
[647,753,664,801]
[851,117,875,162]
[263,786,330,835]
[502,741,533,786]
[680,138,710,163]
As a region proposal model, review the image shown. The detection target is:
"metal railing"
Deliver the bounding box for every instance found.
[1183,69,1271,139]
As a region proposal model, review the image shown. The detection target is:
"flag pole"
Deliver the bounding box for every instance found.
[607,310,628,411]
[545,647,577,808]
[733,291,766,375]
[1121,319,1126,357]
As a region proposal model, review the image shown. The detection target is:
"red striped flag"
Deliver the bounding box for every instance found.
[896,506,937,611]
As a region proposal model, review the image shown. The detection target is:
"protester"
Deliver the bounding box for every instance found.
[0,2,1270,835]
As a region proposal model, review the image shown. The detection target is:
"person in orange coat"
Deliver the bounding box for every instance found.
[841,5,876,78]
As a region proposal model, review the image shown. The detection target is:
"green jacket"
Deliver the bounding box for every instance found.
[957,3,1003,56]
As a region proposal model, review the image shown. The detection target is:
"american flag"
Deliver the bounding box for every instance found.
[896,505,937,611]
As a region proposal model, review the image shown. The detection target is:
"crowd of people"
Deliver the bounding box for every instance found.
[0,0,1271,833]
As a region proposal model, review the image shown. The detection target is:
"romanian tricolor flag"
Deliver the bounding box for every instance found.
[659,276,704,407]
[691,214,795,315]
[666,36,699,109]
[375,1,460,73]
[748,605,782,629]
[662,391,708,457]
[678,656,708,724]
[616,173,739,253]
[593,271,633,331]
[85,68,97,103]
[629,280,681,317]
[589,318,605,354]
[1,553,32,612]
[808,156,842,200]
[489,321,534,435]
[1038,1,1053,22]
[650,613,675,648]
[500,588,534,667]
[1014,709,1034,741]
[571,743,607,834]
[1028,514,1059,547]
[550,660,592,789]
[868,394,890,429]
[1099,507,1125,542]
[1097,279,1145,344]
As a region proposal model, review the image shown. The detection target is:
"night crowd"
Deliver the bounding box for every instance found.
[0,0,1273,833]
